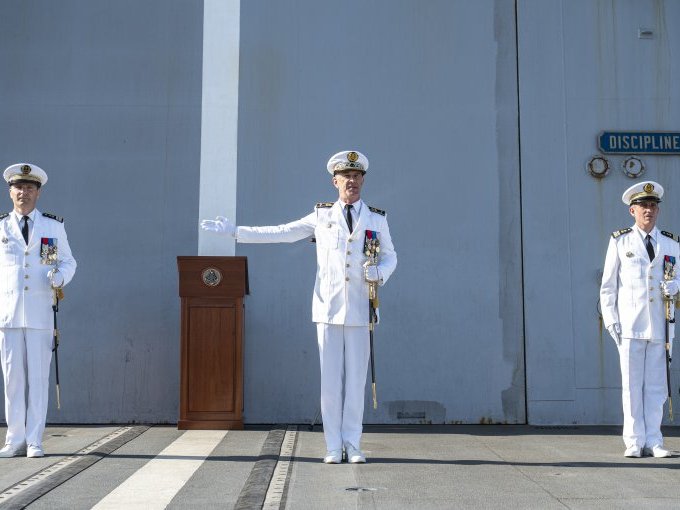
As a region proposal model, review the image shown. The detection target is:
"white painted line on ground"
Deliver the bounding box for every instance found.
[262,426,297,510]
[92,429,228,510]
[0,426,135,504]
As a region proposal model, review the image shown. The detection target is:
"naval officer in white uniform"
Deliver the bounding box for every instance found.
[600,181,679,458]
[201,150,397,463]
[0,163,76,458]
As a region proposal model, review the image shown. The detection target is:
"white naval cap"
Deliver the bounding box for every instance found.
[3,163,48,187]
[326,150,369,175]
[622,180,663,205]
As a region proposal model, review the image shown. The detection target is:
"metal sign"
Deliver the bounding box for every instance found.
[598,131,680,154]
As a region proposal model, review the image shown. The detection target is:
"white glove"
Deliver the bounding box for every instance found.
[607,323,622,346]
[47,268,64,289]
[364,264,381,283]
[200,216,236,237]
[662,280,679,297]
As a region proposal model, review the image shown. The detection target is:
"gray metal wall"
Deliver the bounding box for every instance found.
[237,0,525,424]
[0,0,204,423]
[520,0,680,424]
[3,0,676,426]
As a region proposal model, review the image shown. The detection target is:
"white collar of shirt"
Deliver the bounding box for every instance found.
[633,224,659,244]
[12,209,36,225]
[339,199,362,218]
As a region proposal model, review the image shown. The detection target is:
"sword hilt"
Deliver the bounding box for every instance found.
[666,298,675,321]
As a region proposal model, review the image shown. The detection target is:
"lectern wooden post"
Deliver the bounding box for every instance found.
[177,256,248,429]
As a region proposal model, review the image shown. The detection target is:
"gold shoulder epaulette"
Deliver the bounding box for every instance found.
[0,213,8,220]
[368,205,386,216]
[662,230,680,242]
[611,228,632,239]
[42,212,64,223]
[315,202,333,209]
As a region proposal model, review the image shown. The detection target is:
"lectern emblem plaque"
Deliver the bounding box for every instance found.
[201,267,222,287]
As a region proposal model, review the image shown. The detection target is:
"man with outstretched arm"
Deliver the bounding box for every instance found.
[201,150,397,463]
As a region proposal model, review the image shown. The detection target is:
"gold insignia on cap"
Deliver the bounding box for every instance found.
[644,183,654,193]
[21,165,31,175]
[347,151,359,163]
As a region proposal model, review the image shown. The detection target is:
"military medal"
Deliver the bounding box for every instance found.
[626,252,634,257]
[364,230,380,261]
[40,237,58,265]
[1,237,7,244]
[664,255,676,284]
[663,255,677,317]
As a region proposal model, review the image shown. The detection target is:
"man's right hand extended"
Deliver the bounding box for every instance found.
[200,216,236,237]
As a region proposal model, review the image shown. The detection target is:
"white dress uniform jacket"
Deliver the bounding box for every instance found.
[236,200,397,325]
[600,225,680,341]
[0,210,77,328]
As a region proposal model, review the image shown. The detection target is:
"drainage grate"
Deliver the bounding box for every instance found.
[345,487,379,492]
[262,426,298,509]
[396,412,426,419]
[533,426,581,430]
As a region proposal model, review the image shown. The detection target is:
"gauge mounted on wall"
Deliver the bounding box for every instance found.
[622,156,645,178]
[586,155,610,178]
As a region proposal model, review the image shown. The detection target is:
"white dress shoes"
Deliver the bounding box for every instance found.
[624,445,642,458]
[0,443,27,458]
[346,444,366,464]
[27,445,44,458]
[323,449,342,464]
[643,445,671,458]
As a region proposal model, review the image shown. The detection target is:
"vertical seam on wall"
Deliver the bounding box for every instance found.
[514,0,529,425]
[559,0,577,401]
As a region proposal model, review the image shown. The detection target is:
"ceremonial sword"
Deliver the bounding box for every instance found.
[52,286,64,410]
[364,230,380,409]
[663,255,676,421]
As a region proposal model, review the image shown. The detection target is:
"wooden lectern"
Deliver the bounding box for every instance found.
[177,256,248,429]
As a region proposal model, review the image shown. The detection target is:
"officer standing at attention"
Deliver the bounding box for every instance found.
[600,181,679,458]
[201,150,397,464]
[0,163,76,458]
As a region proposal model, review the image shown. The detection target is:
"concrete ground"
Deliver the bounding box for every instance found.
[0,424,678,509]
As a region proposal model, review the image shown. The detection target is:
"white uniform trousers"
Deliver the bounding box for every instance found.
[618,338,667,449]
[316,323,370,452]
[0,328,53,448]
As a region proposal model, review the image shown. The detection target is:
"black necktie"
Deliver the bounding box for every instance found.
[345,204,353,232]
[645,234,655,261]
[21,216,29,245]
